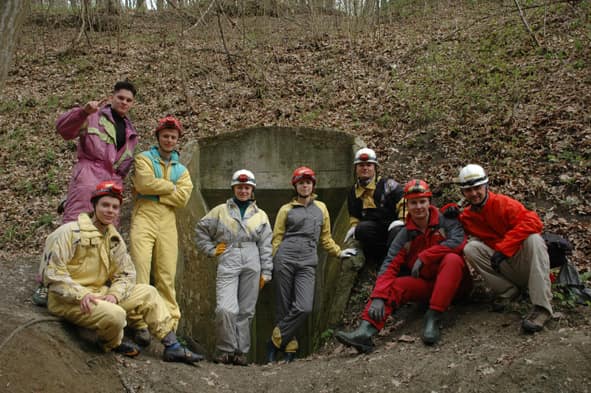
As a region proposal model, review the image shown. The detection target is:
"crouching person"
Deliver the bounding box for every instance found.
[43,181,203,364]
[335,180,471,352]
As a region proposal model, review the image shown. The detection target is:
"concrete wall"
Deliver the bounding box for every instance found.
[175,126,364,363]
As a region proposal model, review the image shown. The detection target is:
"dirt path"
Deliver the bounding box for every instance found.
[1,256,590,393]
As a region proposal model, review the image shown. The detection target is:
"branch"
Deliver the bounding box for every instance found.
[183,0,217,34]
[514,0,543,49]
[0,316,61,353]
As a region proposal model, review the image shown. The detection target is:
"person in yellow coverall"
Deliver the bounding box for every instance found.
[129,115,193,345]
[194,169,273,366]
[43,181,203,364]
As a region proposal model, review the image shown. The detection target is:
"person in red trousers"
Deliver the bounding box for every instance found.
[335,179,471,352]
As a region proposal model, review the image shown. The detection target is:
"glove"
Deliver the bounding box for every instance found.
[259,273,272,289]
[344,226,356,243]
[490,251,508,272]
[368,298,386,322]
[388,220,405,232]
[214,243,227,256]
[411,258,423,278]
[441,203,461,219]
[340,248,358,259]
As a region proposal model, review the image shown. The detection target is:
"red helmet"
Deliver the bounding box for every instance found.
[91,181,123,204]
[291,166,317,186]
[403,179,432,199]
[155,115,183,137]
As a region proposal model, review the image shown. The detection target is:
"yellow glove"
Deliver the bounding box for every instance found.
[214,243,227,256]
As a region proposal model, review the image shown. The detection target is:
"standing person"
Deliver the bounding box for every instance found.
[194,169,273,366]
[344,148,405,266]
[455,164,553,333]
[56,80,139,223]
[129,115,193,345]
[335,180,470,352]
[43,181,203,364]
[34,81,139,306]
[266,167,357,363]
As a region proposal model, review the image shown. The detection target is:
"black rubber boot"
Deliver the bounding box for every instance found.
[422,309,442,345]
[285,351,296,363]
[266,340,279,363]
[334,320,378,353]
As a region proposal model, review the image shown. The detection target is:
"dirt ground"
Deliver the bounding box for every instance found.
[1,255,590,393]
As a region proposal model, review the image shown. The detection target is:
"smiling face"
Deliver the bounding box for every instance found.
[355,162,376,182]
[157,128,180,154]
[295,179,314,198]
[94,196,121,226]
[407,197,430,221]
[233,184,253,201]
[110,88,134,117]
[461,184,487,205]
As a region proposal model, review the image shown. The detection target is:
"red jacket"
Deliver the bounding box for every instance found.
[372,205,465,299]
[459,191,543,257]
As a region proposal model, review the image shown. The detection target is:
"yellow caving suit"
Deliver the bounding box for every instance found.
[44,213,175,351]
[130,146,193,331]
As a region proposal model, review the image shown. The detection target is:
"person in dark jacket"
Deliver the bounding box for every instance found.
[335,180,471,352]
[266,167,357,363]
[344,148,404,266]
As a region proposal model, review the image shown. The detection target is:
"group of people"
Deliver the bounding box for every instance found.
[35,79,554,366]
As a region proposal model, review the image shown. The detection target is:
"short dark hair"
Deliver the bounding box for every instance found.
[113,80,137,96]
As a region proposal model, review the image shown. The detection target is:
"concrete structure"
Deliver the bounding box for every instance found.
[175,127,365,363]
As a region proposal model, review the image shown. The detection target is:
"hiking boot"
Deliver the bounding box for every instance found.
[213,350,234,364]
[266,340,279,363]
[133,328,151,347]
[491,289,520,313]
[233,352,248,366]
[422,309,442,345]
[32,285,48,307]
[163,344,204,364]
[522,306,551,333]
[114,337,141,357]
[334,320,378,354]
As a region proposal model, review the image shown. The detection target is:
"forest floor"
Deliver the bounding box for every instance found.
[1,1,590,392]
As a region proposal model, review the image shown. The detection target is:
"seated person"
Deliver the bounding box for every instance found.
[42,181,203,364]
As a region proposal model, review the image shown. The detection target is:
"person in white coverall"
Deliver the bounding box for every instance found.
[194,169,273,366]
[129,115,193,345]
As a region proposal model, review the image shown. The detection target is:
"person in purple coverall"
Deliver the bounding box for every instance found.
[33,81,139,307]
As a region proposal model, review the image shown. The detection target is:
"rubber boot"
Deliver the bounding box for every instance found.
[334,320,378,353]
[422,309,442,345]
[266,340,279,363]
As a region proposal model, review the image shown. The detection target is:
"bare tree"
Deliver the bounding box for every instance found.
[0,0,28,92]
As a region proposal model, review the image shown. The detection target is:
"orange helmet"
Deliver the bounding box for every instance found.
[291,166,317,186]
[91,181,123,204]
[403,179,432,199]
[155,115,183,137]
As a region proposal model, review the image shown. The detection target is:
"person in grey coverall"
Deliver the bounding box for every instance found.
[266,167,357,363]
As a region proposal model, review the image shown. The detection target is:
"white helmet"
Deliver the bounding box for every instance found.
[354,148,378,165]
[458,164,488,189]
[231,169,256,188]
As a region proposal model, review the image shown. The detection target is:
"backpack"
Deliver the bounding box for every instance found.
[542,232,573,269]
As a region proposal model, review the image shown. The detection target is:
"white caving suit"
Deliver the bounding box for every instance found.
[44,213,175,351]
[194,198,273,355]
[129,146,193,331]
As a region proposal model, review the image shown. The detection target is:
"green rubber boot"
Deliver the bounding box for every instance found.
[335,320,378,353]
[422,309,442,345]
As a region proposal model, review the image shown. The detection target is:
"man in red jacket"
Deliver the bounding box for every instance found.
[335,180,471,352]
[457,164,552,333]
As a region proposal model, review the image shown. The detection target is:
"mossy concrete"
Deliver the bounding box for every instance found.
[175,126,365,363]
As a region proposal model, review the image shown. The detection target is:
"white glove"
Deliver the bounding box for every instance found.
[340,248,358,259]
[344,226,356,243]
[388,220,404,232]
[262,273,272,282]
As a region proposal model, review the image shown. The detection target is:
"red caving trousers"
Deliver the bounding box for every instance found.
[362,253,471,330]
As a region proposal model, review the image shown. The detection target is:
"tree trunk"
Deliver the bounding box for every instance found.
[0,0,27,93]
